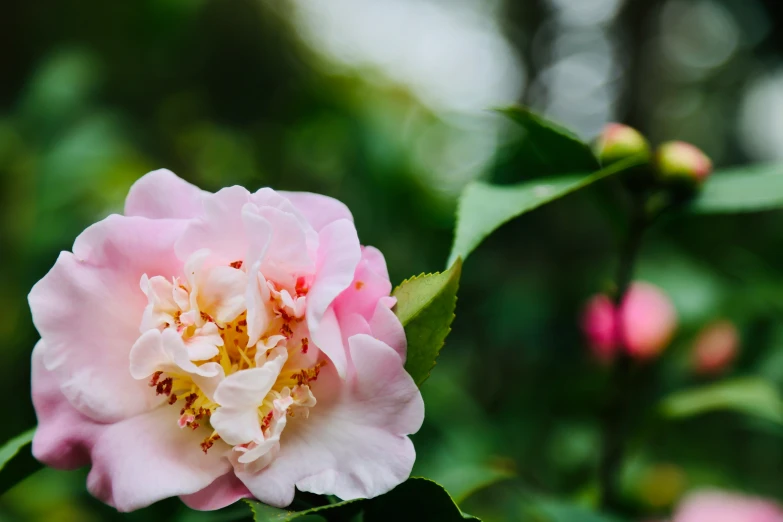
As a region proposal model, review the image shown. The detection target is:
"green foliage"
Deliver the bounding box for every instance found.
[691,163,783,213]
[531,499,624,522]
[659,377,783,425]
[246,478,478,521]
[497,107,600,175]
[393,259,462,387]
[448,156,644,265]
[0,428,34,473]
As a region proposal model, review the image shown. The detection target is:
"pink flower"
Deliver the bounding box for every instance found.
[673,490,783,522]
[29,169,424,512]
[581,282,677,360]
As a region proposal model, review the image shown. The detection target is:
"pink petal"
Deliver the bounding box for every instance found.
[176,186,255,263]
[334,246,392,322]
[307,219,361,377]
[31,341,99,470]
[368,301,406,362]
[180,473,252,511]
[125,169,206,219]
[86,407,232,512]
[310,307,347,379]
[256,206,315,283]
[29,215,186,422]
[235,334,424,507]
[277,191,353,232]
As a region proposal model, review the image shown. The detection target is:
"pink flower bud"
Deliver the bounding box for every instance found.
[581,282,677,361]
[692,320,739,376]
[656,141,713,188]
[673,490,783,522]
[594,123,652,166]
[581,294,618,361]
[620,282,677,359]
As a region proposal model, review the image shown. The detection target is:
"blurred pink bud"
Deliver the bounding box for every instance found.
[595,123,651,166]
[621,282,677,359]
[656,141,713,188]
[673,490,783,522]
[582,294,618,361]
[582,282,677,361]
[692,320,739,376]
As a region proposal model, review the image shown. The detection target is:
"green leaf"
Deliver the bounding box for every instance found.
[448,156,644,266]
[246,478,478,521]
[691,163,783,213]
[660,377,783,424]
[497,106,600,176]
[0,428,35,473]
[392,259,462,387]
[361,478,480,521]
[247,498,362,521]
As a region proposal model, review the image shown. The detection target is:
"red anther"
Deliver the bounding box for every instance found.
[296,276,309,296]
[184,393,198,409]
[156,377,173,396]
[190,423,200,430]
[261,411,274,431]
[230,260,243,269]
[281,323,294,339]
[355,281,364,290]
[301,337,309,354]
[149,371,163,387]
[168,394,178,405]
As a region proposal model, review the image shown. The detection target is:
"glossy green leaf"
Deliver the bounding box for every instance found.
[393,259,462,387]
[497,106,600,176]
[660,377,783,424]
[247,498,361,521]
[448,156,644,266]
[0,428,35,473]
[247,478,478,521]
[362,478,480,521]
[691,163,783,213]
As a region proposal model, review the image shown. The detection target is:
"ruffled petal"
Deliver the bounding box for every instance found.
[235,334,423,507]
[28,215,186,422]
[334,246,392,321]
[197,266,248,325]
[86,407,232,512]
[310,307,347,378]
[31,341,100,470]
[368,300,406,362]
[277,191,354,232]
[179,473,252,511]
[176,186,254,263]
[307,219,361,377]
[125,169,206,219]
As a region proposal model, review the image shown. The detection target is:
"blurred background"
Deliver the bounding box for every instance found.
[2,0,783,520]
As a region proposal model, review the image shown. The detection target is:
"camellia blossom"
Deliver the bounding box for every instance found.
[29,169,424,512]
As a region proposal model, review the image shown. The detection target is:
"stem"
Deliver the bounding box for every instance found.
[598,192,649,511]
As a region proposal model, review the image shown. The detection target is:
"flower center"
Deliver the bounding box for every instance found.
[135,255,325,458]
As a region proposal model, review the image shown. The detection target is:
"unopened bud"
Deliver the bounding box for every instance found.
[692,320,739,376]
[581,294,617,362]
[581,282,677,361]
[655,141,712,194]
[619,282,677,359]
[594,123,652,167]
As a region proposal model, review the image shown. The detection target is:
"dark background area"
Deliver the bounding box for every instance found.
[2,0,783,520]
